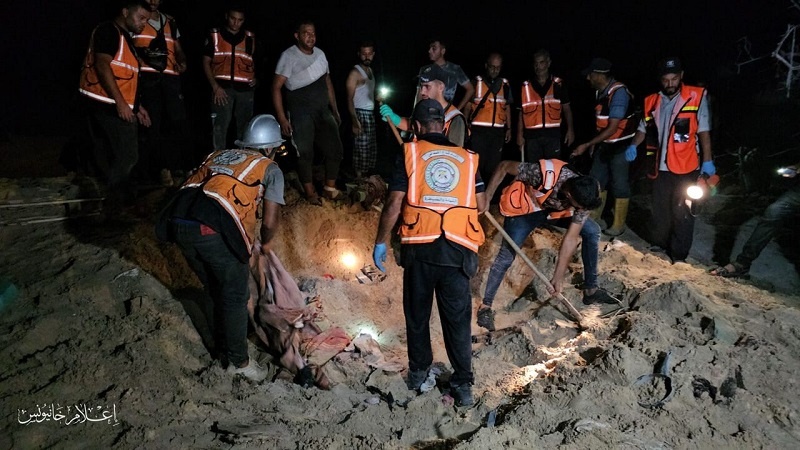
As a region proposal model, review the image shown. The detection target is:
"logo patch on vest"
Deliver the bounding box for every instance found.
[424,158,460,193]
[209,151,247,176]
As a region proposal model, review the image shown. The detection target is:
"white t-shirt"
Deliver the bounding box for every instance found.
[274,46,329,91]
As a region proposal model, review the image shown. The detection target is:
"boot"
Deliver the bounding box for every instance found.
[590,191,607,224]
[604,198,630,236]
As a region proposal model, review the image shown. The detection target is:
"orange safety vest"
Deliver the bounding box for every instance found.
[643,85,705,176]
[521,77,563,130]
[182,149,273,253]
[133,14,179,75]
[209,28,255,83]
[79,24,140,109]
[595,81,635,143]
[399,140,485,252]
[470,76,509,128]
[499,159,573,220]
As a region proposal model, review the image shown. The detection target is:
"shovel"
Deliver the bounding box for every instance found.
[484,211,586,329]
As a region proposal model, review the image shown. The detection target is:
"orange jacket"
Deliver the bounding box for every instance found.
[209,28,255,83]
[521,77,563,129]
[500,159,573,220]
[79,24,140,109]
[643,85,705,176]
[133,15,179,75]
[182,149,274,253]
[399,140,485,252]
[595,81,635,143]
[471,76,509,128]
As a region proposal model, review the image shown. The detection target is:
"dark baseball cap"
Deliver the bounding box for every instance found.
[658,57,683,76]
[419,64,447,83]
[412,99,444,122]
[581,57,613,77]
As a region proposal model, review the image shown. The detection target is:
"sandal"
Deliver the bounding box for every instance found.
[323,185,344,200]
[710,262,749,278]
[306,194,323,206]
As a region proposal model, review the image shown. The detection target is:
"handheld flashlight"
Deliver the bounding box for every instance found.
[378,86,390,103]
[777,167,797,178]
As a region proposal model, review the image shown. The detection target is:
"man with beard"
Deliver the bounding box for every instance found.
[627,58,714,263]
[203,6,257,150]
[415,38,474,111]
[273,20,344,205]
[78,0,151,207]
[345,41,377,179]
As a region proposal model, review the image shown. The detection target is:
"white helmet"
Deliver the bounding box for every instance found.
[235,114,285,149]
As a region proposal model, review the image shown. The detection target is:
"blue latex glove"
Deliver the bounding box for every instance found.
[701,160,716,176]
[625,144,637,162]
[373,243,387,272]
[379,104,401,127]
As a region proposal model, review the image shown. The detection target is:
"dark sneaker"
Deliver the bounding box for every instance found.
[407,369,428,391]
[582,289,619,305]
[450,383,474,407]
[477,307,496,331]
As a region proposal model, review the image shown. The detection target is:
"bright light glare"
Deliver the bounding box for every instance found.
[686,185,704,200]
[379,86,390,97]
[341,252,358,269]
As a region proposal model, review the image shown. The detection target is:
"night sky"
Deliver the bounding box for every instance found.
[4,0,794,142]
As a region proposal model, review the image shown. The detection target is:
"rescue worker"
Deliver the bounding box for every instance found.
[78,0,151,205]
[571,58,637,236]
[372,99,486,407]
[466,52,513,182]
[379,64,468,147]
[627,58,714,263]
[156,115,286,382]
[477,160,611,331]
[203,6,257,150]
[414,38,474,111]
[133,0,188,186]
[518,49,575,163]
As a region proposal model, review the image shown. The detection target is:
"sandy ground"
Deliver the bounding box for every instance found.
[2,174,800,450]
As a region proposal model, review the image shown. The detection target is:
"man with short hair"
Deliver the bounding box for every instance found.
[273,21,344,205]
[477,160,610,331]
[78,0,152,203]
[415,38,474,111]
[345,41,377,179]
[518,49,574,163]
[203,6,257,150]
[627,58,714,263]
[467,52,513,181]
[572,57,637,237]
[373,99,486,407]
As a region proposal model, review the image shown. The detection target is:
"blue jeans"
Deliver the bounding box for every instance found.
[171,220,250,367]
[736,184,800,268]
[483,211,600,307]
[590,141,631,198]
[211,87,254,150]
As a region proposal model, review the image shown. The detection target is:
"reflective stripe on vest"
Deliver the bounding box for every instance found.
[182,149,273,252]
[521,77,562,129]
[595,82,635,143]
[133,18,178,75]
[471,76,509,128]
[79,26,140,109]
[499,159,569,218]
[210,29,255,83]
[643,85,705,175]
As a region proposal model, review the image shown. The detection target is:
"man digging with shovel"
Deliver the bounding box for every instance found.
[478,159,615,331]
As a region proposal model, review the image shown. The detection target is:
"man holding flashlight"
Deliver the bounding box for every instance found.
[345,41,377,179]
[626,58,714,263]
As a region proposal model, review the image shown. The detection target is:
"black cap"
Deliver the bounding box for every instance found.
[419,64,448,83]
[412,99,444,122]
[581,57,613,77]
[658,57,683,76]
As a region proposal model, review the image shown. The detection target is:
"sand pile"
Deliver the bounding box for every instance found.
[1,178,799,449]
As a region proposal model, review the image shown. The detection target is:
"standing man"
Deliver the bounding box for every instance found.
[203,6,256,151]
[518,49,575,163]
[627,58,714,263]
[373,99,485,407]
[156,115,286,382]
[572,58,637,237]
[415,38,474,111]
[380,64,468,147]
[467,52,512,181]
[477,160,609,331]
[345,41,377,179]
[273,20,344,205]
[133,0,188,186]
[78,0,151,205]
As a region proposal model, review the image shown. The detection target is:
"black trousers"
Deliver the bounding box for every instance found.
[403,260,473,386]
[470,126,505,181]
[651,170,699,261]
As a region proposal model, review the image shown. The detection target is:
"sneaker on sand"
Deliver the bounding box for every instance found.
[227,359,268,382]
[450,383,474,407]
[582,289,619,305]
[476,307,495,331]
